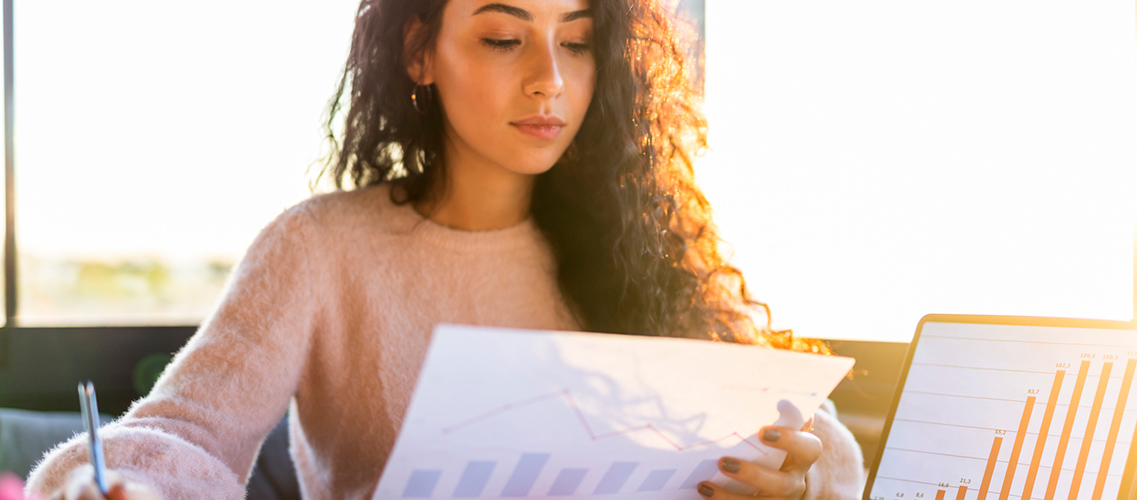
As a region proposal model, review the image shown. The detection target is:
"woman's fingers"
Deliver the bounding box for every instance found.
[697,428,822,499]
[697,480,749,499]
[759,426,823,472]
[709,456,805,497]
[61,465,95,500]
[721,457,801,494]
[801,415,815,432]
[104,484,129,500]
[119,482,158,500]
[56,467,136,500]
[696,475,806,499]
[65,480,102,500]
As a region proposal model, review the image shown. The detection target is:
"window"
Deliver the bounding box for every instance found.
[699,1,1137,341]
[5,1,705,328]
[9,2,1132,340]
[13,0,360,325]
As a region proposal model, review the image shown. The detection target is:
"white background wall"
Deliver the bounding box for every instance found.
[699,1,1137,341]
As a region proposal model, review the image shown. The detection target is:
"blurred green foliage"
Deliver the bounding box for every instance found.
[18,255,236,326]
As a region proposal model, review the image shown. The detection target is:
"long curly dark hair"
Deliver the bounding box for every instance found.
[321,0,827,353]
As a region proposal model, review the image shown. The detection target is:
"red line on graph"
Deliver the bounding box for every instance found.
[441,388,769,454]
[440,391,566,434]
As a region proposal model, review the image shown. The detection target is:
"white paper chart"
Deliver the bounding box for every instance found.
[372,324,855,499]
[869,321,1137,500]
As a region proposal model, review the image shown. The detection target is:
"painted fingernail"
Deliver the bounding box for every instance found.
[698,484,715,497]
[762,428,781,442]
[720,457,741,473]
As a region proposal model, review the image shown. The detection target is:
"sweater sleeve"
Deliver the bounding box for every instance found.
[803,400,865,500]
[26,206,322,500]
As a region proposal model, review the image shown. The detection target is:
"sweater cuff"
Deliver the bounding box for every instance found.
[801,403,865,500]
[26,424,245,500]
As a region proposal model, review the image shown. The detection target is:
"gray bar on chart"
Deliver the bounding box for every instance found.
[453,461,496,498]
[637,469,676,492]
[548,468,589,496]
[501,453,551,497]
[593,462,638,494]
[680,459,721,489]
[402,470,442,498]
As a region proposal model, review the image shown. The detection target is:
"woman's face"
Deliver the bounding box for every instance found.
[414,0,596,177]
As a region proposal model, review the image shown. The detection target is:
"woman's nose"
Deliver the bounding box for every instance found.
[522,40,565,99]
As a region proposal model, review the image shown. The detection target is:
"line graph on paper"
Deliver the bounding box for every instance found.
[371,325,855,499]
[441,388,773,454]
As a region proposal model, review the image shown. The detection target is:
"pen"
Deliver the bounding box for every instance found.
[78,381,109,496]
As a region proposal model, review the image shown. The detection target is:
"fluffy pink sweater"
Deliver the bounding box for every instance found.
[27,185,863,499]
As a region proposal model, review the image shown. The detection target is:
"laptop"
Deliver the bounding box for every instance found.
[863,314,1137,500]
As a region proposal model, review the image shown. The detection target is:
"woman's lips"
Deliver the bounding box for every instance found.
[512,124,564,140]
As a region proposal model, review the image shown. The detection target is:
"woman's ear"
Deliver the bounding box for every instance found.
[403,16,434,85]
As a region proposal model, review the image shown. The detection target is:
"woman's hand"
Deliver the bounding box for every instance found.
[50,466,157,500]
[698,419,822,499]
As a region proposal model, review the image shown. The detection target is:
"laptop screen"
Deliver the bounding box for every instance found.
[864,315,1137,500]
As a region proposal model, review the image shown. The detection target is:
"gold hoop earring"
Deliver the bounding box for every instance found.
[411,84,432,115]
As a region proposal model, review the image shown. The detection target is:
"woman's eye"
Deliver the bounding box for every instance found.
[481,38,520,51]
[562,42,592,56]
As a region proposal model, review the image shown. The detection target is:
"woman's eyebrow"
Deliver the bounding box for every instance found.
[472,3,593,23]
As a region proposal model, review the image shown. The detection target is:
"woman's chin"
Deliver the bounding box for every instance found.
[502,153,567,176]
[511,164,558,177]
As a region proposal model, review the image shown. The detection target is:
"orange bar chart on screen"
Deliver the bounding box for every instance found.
[1094,359,1137,498]
[998,396,1035,500]
[1021,370,1065,500]
[1045,360,1091,499]
[977,436,1003,500]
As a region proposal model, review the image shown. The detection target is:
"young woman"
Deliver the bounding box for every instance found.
[30,0,864,498]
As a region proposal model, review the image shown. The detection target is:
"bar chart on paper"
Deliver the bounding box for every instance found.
[371,325,855,499]
[869,322,1137,500]
[391,387,759,499]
